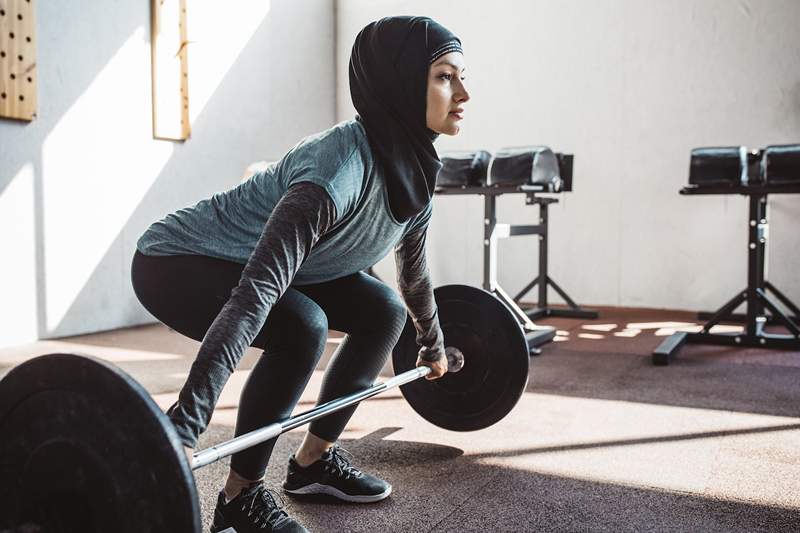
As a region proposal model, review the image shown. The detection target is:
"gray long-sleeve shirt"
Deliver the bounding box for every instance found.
[143,120,445,447]
[166,182,442,447]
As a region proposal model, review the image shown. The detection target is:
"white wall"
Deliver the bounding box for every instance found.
[2,0,797,348]
[337,0,800,311]
[0,0,336,346]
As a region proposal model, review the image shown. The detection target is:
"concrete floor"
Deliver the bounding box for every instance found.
[1,307,799,532]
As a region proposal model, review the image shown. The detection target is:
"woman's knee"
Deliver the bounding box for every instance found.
[301,313,330,353]
[279,312,328,369]
[365,285,408,335]
[260,293,329,372]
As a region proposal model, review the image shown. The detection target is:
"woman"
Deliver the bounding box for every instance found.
[132,16,469,533]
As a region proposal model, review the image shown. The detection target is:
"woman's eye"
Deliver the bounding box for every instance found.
[438,73,466,82]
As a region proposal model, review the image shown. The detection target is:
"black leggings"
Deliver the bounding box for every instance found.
[131,250,407,480]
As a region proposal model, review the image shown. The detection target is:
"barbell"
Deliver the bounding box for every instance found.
[0,284,530,533]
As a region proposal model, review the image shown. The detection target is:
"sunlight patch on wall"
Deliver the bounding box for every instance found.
[186,1,272,125]
[0,163,37,346]
[40,3,272,333]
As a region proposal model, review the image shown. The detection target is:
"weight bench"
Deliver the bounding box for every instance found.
[653,144,800,365]
[436,147,598,355]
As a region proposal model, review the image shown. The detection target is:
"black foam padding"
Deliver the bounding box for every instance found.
[438,150,492,187]
[689,146,752,186]
[556,153,574,192]
[762,144,800,184]
[489,146,562,191]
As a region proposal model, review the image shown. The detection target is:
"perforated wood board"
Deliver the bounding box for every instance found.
[0,0,37,122]
[151,0,190,140]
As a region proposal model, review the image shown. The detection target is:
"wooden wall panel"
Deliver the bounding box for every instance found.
[0,0,37,122]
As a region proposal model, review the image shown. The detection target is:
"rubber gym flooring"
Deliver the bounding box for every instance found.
[1,306,799,532]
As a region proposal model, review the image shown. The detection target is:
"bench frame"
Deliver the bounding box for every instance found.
[653,184,800,365]
[436,182,598,354]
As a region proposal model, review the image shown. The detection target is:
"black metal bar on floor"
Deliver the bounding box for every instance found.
[764,281,800,319]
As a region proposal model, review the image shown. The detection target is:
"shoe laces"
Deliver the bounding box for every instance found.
[324,445,363,480]
[241,484,289,530]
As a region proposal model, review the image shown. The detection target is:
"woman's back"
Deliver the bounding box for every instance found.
[137,119,431,284]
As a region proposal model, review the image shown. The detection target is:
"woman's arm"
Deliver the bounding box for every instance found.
[169,182,337,448]
[394,227,447,377]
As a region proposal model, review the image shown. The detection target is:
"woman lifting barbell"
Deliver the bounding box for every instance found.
[131,16,469,533]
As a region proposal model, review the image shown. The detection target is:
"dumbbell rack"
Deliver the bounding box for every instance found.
[653,183,800,365]
[435,183,597,354]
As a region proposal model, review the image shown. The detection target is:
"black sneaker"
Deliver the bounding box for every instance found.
[282,446,392,503]
[210,482,308,533]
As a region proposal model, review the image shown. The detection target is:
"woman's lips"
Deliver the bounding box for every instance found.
[448,112,463,120]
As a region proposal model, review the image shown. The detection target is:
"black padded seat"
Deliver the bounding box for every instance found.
[763,144,800,185]
[688,146,757,186]
[488,146,562,191]
[438,150,492,187]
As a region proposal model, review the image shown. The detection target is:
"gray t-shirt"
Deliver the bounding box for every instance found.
[137,119,432,284]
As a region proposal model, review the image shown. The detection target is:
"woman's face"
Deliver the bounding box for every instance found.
[426,52,470,136]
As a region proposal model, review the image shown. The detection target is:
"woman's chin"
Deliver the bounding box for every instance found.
[438,124,461,136]
[428,122,461,136]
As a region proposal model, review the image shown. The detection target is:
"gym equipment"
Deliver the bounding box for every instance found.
[762,144,800,185]
[392,285,528,431]
[438,150,492,187]
[653,144,800,365]
[435,149,597,337]
[0,353,199,532]
[0,285,529,532]
[688,146,760,187]
[488,146,562,191]
[554,153,574,192]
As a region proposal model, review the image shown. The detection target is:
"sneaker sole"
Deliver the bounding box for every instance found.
[284,482,392,503]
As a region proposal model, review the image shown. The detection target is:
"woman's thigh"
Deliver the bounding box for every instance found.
[295,271,407,337]
[131,251,327,353]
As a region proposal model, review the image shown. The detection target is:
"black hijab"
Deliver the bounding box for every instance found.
[349,16,463,222]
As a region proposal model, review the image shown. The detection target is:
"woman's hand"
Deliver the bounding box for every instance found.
[416,345,448,380]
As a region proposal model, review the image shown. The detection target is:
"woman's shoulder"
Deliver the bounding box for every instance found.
[289,119,370,164]
[279,119,372,181]
[275,119,373,221]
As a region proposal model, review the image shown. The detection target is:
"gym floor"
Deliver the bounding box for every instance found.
[1,307,799,532]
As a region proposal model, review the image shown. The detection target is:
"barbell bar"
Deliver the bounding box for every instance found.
[191,347,464,470]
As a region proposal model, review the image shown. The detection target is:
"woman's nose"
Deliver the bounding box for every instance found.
[455,78,470,103]
[457,85,470,103]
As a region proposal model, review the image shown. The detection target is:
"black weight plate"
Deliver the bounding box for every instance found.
[0,353,200,533]
[392,285,529,431]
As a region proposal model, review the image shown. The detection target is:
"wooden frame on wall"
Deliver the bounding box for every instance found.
[150,0,190,141]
